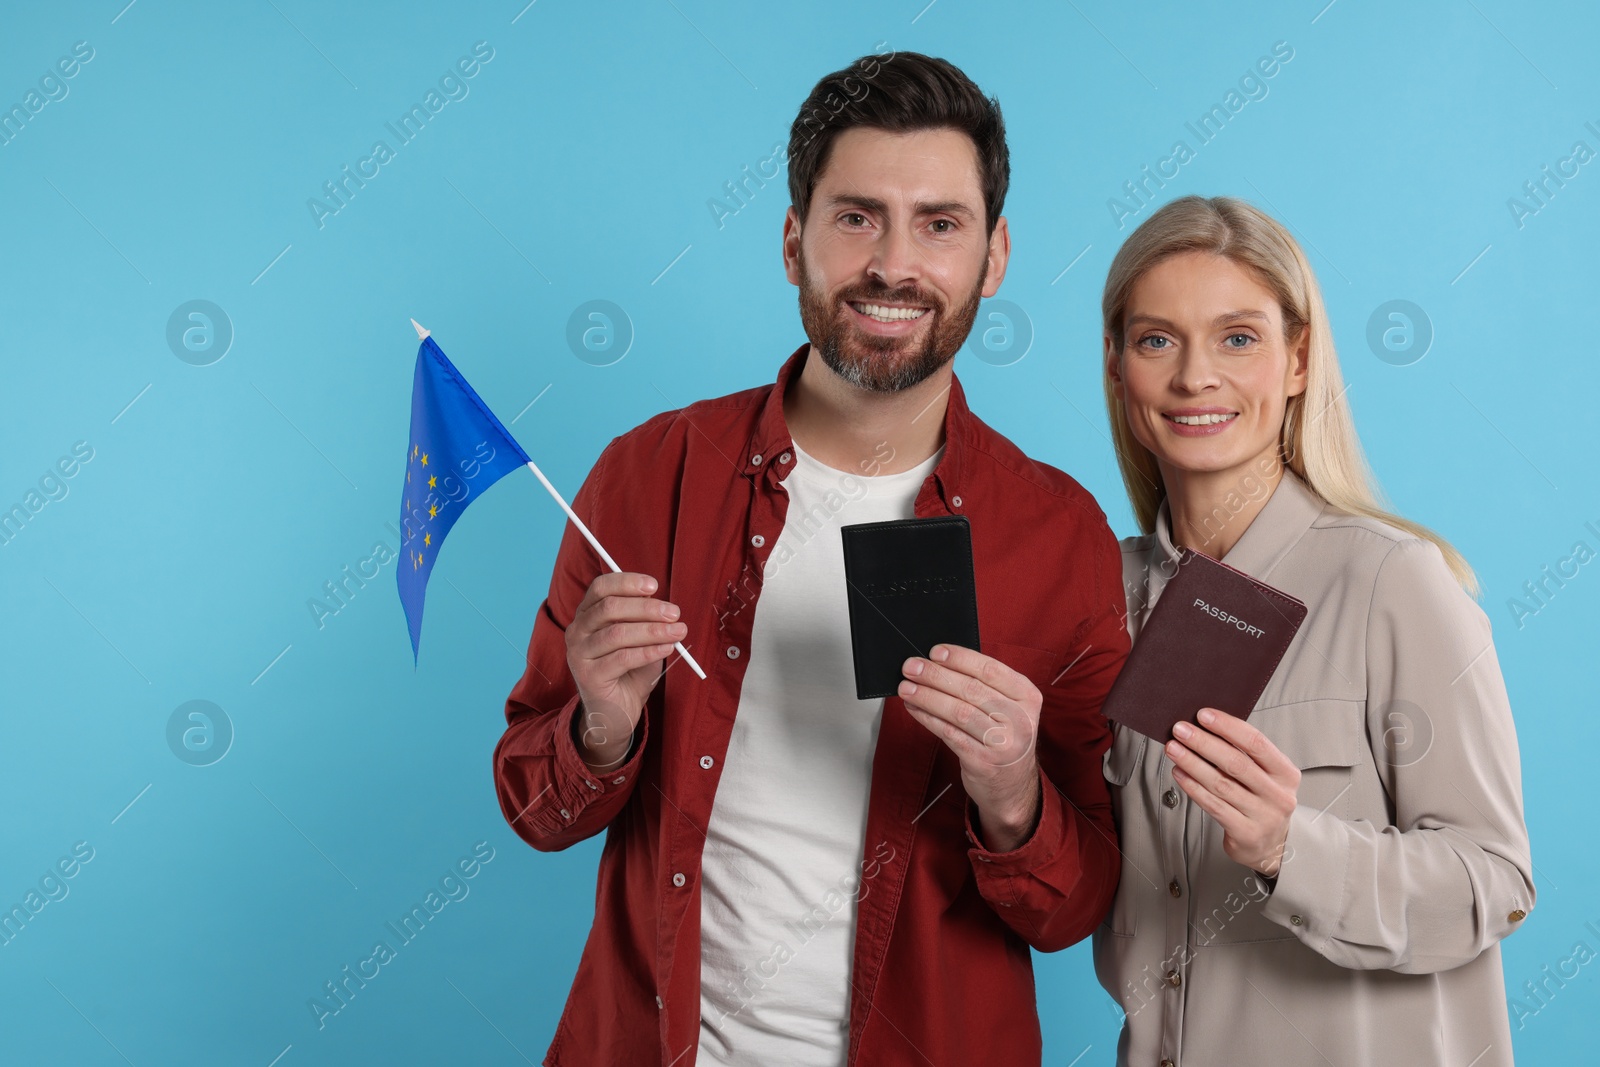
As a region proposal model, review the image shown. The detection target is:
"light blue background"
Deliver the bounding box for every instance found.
[1,1,1594,1063]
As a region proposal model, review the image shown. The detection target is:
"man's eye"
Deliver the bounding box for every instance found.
[843,213,867,227]
[929,219,953,233]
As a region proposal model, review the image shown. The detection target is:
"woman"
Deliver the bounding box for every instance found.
[1090,195,1534,1066]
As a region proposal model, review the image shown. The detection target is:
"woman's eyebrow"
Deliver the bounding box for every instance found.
[1125,313,1176,329]
[1125,309,1271,329]
[1212,309,1270,325]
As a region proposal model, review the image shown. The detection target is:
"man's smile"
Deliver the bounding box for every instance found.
[847,300,930,323]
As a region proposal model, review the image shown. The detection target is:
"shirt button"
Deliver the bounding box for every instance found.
[1163,789,1180,808]
[726,645,741,660]
[951,495,962,507]
[656,995,665,1009]
[1168,880,1181,898]
[779,451,792,464]
[612,775,627,785]
[584,779,598,790]
[751,453,763,466]
[559,808,571,820]
[1290,914,1304,926]
[1162,1060,1176,1067]
[750,534,765,548]
[699,755,714,769]
[672,872,686,887]
[1165,969,1181,988]
[1508,909,1527,922]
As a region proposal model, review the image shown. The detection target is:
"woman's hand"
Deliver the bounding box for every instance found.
[1166,708,1301,876]
[899,644,1042,852]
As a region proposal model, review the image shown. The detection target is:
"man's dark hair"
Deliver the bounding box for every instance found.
[786,50,1009,237]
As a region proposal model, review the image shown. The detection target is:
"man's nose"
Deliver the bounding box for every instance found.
[866,219,923,293]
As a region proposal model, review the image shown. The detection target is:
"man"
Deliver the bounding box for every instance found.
[494,51,1129,1067]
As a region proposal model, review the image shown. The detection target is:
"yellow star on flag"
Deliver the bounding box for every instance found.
[428,475,437,488]
[423,532,431,546]
[421,453,429,466]
[429,504,439,518]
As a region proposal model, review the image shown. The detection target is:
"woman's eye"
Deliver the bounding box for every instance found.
[1138,335,1170,351]
[1224,333,1255,348]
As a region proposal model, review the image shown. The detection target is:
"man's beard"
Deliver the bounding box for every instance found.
[797,247,987,393]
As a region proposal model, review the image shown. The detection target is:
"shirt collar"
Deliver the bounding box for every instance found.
[1153,466,1325,581]
[746,343,970,507]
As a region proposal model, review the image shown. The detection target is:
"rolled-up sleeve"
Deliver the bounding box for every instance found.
[1262,536,1535,971]
[964,521,1129,953]
[492,441,648,852]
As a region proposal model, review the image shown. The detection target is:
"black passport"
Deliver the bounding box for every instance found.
[839,516,981,700]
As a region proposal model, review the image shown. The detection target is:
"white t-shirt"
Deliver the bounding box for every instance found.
[696,438,943,1067]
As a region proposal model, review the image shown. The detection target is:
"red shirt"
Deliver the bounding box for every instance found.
[494,344,1130,1067]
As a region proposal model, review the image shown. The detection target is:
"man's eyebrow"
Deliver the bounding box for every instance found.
[820,194,978,220]
[823,193,888,215]
[916,200,978,220]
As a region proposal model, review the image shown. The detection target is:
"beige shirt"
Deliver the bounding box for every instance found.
[1092,469,1535,1067]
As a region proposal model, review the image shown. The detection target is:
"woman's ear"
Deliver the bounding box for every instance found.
[1104,334,1124,399]
[1286,325,1310,398]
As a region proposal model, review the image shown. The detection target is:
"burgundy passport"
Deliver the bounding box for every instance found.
[1102,547,1308,742]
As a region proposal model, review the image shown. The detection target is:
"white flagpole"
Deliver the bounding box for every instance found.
[412,319,706,681]
[521,456,706,680]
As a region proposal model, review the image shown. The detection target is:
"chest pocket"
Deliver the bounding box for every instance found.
[1249,698,1368,818]
[1099,724,1151,937]
[984,640,1070,696]
[1191,698,1369,946]
[1102,720,1146,787]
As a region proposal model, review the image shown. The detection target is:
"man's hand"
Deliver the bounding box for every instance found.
[1166,708,1301,876]
[566,572,685,770]
[898,644,1042,852]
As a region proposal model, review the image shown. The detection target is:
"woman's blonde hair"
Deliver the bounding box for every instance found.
[1100,195,1478,596]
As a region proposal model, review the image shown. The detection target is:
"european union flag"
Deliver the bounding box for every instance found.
[398,329,530,660]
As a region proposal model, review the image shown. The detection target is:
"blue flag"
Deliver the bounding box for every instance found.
[398,335,530,660]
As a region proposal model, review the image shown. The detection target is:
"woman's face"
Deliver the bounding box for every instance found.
[1106,251,1308,483]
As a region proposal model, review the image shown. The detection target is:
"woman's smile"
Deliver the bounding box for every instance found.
[1163,407,1240,436]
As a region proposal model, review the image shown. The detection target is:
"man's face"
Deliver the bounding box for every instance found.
[784,126,1008,392]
